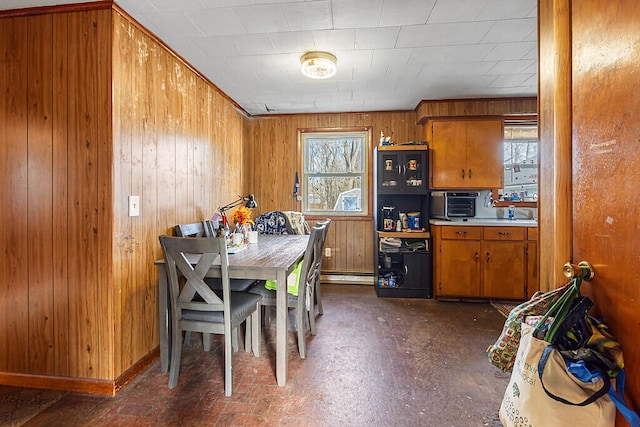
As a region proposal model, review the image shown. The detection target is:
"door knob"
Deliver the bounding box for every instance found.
[563,261,594,281]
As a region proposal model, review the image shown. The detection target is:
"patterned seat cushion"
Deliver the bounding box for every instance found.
[254,211,288,234]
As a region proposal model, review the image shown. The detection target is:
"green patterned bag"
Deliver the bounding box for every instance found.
[487,282,572,371]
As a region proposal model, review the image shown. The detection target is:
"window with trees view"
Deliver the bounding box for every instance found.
[300,129,369,216]
[499,120,538,203]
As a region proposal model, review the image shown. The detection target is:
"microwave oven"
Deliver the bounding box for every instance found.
[430,191,478,220]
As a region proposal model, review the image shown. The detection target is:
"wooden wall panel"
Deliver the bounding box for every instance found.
[111,11,249,377]
[27,13,55,375]
[249,112,419,274]
[65,9,113,379]
[0,16,29,373]
[52,13,70,376]
[0,7,114,382]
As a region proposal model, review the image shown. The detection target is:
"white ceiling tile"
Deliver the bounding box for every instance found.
[312,29,356,51]
[187,8,246,36]
[232,34,277,55]
[483,41,537,61]
[270,31,316,54]
[232,4,289,33]
[146,13,203,38]
[487,59,536,75]
[332,0,384,29]
[355,27,400,50]
[428,0,490,23]
[481,18,537,43]
[281,1,332,32]
[379,0,436,27]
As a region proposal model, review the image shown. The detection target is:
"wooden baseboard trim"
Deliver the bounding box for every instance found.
[0,347,160,396]
[115,347,159,392]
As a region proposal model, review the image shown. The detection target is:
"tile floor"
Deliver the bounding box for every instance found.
[7,284,511,426]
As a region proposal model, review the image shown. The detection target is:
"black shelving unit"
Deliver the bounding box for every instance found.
[374,146,432,298]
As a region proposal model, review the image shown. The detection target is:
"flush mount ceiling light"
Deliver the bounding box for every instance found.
[300,51,337,79]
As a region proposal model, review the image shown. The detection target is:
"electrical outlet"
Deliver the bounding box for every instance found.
[129,195,140,217]
[325,247,331,257]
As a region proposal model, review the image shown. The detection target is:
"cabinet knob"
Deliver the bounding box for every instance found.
[475,251,479,262]
[468,169,473,178]
[486,251,491,263]
[461,169,465,179]
[498,231,510,236]
[456,231,467,235]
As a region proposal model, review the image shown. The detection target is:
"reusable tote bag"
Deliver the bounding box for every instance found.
[499,322,616,427]
[488,281,573,371]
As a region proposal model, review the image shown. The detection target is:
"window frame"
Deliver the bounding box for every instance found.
[493,118,539,208]
[297,127,373,218]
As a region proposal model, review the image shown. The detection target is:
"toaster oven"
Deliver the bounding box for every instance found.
[430,191,478,220]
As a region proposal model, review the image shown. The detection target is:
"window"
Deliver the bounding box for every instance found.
[299,128,370,216]
[499,120,538,203]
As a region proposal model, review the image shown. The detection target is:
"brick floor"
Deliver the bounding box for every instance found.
[8,284,510,427]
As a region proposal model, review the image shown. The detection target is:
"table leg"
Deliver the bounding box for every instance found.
[276,268,288,386]
[157,265,169,373]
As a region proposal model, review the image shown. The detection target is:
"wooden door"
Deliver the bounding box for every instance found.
[541,0,640,415]
[429,120,467,189]
[465,120,503,189]
[570,0,640,414]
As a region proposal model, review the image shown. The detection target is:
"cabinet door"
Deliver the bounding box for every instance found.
[466,120,503,188]
[482,240,526,299]
[436,239,481,297]
[430,121,467,189]
[402,150,428,194]
[378,151,404,193]
[403,252,431,293]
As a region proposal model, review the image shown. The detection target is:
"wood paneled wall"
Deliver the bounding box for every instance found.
[248,112,421,274]
[111,10,249,378]
[0,9,114,380]
[0,5,249,392]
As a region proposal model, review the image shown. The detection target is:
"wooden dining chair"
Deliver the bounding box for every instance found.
[174,221,212,238]
[309,218,331,335]
[247,223,326,359]
[159,235,262,396]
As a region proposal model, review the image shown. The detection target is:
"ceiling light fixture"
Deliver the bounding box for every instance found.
[300,51,337,79]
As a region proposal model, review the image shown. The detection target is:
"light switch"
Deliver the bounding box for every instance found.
[129,195,140,217]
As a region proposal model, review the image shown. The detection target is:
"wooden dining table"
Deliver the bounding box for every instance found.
[155,233,310,387]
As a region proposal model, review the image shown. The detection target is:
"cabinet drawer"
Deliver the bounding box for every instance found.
[527,227,538,241]
[441,226,482,240]
[483,227,525,241]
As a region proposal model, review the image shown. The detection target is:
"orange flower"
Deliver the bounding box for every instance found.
[231,206,254,226]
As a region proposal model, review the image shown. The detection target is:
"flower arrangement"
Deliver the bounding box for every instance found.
[231,206,254,227]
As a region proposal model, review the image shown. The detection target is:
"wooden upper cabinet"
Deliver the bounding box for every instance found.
[427,119,503,189]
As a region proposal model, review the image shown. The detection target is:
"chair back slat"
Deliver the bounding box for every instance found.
[159,236,229,315]
[174,221,212,237]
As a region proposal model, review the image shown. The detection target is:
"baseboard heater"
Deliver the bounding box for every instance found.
[320,273,375,285]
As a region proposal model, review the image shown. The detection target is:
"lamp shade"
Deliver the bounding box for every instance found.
[300,51,337,79]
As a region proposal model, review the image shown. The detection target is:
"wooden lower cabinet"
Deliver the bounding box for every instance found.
[433,225,537,300]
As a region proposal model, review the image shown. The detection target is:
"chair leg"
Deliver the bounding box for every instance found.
[315,279,323,315]
[224,326,233,396]
[251,305,260,357]
[168,328,183,389]
[244,319,252,353]
[232,328,239,352]
[203,333,212,351]
[297,307,306,359]
[308,286,317,336]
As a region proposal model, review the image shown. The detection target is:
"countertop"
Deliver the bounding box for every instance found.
[429,218,537,227]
